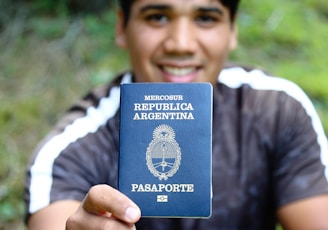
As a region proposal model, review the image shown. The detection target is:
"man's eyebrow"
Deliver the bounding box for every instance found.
[139,5,224,15]
[195,6,224,15]
[140,4,171,13]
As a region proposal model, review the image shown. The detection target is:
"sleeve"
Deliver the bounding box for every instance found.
[24,81,121,222]
[49,124,119,202]
[272,84,328,208]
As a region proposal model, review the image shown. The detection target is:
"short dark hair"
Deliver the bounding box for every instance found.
[118,0,240,26]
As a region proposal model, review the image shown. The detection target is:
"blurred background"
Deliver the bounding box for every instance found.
[0,0,327,229]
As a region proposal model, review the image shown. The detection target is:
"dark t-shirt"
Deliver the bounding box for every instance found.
[25,66,328,229]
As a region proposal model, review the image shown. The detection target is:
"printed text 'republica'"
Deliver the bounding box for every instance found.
[133,102,194,120]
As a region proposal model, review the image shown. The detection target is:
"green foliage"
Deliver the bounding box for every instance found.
[22,0,115,16]
[232,0,328,131]
[0,0,327,229]
[276,224,283,230]
[29,0,69,16]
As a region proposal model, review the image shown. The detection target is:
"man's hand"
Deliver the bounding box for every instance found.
[66,184,141,229]
[28,184,141,230]
[278,194,328,230]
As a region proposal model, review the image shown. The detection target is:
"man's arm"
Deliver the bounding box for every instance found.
[27,185,141,230]
[278,194,328,230]
[28,200,80,230]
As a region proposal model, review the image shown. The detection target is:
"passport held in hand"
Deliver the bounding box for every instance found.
[118,82,212,218]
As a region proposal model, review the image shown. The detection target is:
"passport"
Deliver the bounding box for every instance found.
[118,82,212,218]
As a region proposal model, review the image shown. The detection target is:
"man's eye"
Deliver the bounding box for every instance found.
[196,15,218,25]
[145,14,168,24]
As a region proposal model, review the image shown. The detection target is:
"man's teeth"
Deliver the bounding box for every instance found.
[163,66,195,76]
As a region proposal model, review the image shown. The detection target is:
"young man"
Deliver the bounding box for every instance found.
[25,0,328,229]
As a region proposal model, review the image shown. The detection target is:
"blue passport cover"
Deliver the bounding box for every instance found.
[119,83,212,218]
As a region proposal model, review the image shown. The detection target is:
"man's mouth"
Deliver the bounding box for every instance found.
[162,66,196,76]
[160,65,200,83]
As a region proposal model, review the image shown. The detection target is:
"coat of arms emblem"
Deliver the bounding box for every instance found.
[146,124,181,181]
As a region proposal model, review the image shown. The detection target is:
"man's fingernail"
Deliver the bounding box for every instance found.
[125,207,140,222]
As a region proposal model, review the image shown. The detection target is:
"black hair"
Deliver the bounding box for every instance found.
[118,0,240,26]
[220,0,240,21]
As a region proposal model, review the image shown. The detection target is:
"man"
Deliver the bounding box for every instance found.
[25,0,328,229]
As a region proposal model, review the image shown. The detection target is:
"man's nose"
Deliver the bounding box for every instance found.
[163,19,197,54]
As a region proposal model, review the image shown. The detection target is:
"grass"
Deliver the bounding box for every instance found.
[0,1,327,229]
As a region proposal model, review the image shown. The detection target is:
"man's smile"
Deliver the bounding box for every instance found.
[159,65,200,82]
[161,66,197,76]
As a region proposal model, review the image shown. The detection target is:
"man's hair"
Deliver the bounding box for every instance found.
[118,0,240,26]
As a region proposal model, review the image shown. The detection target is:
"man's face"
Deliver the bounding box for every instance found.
[116,0,237,85]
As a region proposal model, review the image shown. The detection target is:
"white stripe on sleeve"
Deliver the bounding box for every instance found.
[29,73,132,213]
[219,67,328,181]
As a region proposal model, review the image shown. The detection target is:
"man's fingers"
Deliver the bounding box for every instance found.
[66,185,140,230]
[66,207,136,230]
[82,184,141,223]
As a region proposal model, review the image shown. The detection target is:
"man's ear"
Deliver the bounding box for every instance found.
[115,9,127,49]
[229,23,238,51]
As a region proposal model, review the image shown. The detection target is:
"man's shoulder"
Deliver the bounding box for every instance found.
[60,72,131,122]
[86,71,132,102]
[218,64,318,121]
[32,72,133,154]
[219,64,307,102]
